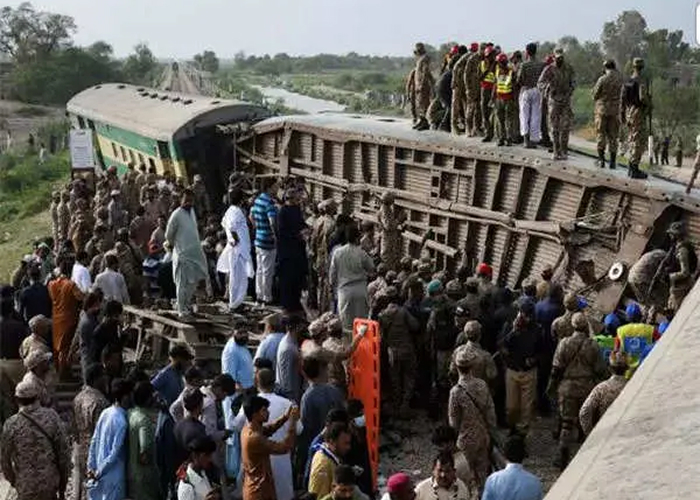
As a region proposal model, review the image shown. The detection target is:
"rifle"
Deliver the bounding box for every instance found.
[647,77,654,164]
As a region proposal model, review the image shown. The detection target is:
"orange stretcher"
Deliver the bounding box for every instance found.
[348,318,381,491]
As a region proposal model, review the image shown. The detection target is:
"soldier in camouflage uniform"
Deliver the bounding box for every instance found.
[378,192,402,271]
[57,190,71,245]
[451,320,497,388]
[538,48,575,160]
[664,221,697,314]
[547,312,607,469]
[592,60,624,169]
[579,350,628,436]
[1,379,71,500]
[550,292,581,342]
[621,57,651,179]
[427,280,457,416]
[479,46,497,142]
[114,242,143,305]
[315,200,338,313]
[405,68,417,124]
[464,43,482,137]
[455,277,484,327]
[378,287,420,417]
[192,174,211,221]
[70,213,92,255]
[50,191,60,249]
[412,43,434,131]
[451,46,469,135]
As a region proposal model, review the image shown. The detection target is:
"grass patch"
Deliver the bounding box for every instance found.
[0,210,52,281]
[14,105,50,117]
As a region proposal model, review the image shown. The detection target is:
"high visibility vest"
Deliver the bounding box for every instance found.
[495,67,513,96]
[480,61,495,88]
[616,323,655,379]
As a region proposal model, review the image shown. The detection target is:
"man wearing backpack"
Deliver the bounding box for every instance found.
[621,58,651,179]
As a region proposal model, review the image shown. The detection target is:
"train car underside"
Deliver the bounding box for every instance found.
[235,114,700,314]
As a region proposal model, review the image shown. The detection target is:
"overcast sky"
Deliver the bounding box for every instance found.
[28,0,695,58]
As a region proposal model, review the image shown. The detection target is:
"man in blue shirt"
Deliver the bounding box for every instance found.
[482,435,543,500]
[254,312,285,372]
[151,344,193,407]
[250,178,279,305]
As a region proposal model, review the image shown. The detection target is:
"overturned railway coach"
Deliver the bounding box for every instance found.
[67,83,271,211]
[236,113,700,313]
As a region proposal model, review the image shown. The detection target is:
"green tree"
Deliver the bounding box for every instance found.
[557,37,604,85]
[0,2,76,64]
[123,42,159,85]
[601,10,647,66]
[193,50,219,73]
[652,79,700,137]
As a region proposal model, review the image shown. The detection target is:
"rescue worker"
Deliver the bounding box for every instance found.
[592,59,624,169]
[493,53,516,146]
[662,221,697,313]
[451,321,497,388]
[579,351,628,436]
[377,192,402,271]
[593,313,620,364]
[479,47,497,142]
[621,58,651,179]
[463,43,482,137]
[547,312,606,469]
[614,302,658,379]
[550,293,580,342]
[450,45,469,135]
[412,43,434,131]
[538,48,575,160]
[378,287,419,417]
[516,43,545,149]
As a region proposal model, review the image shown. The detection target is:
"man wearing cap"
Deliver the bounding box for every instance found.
[621,57,651,179]
[451,321,496,387]
[653,221,698,314]
[0,292,29,423]
[21,350,55,407]
[547,312,607,469]
[550,292,583,342]
[579,351,628,436]
[166,189,211,319]
[592,59,624,169]
[425,279,457,414]
[57,190,71,245]
[412,43,434,131]
[107,190,127,232]
[537,48,575,160]
[475,263,495,311]
[1,379,70,500]
[463,43,482,137]
[479,46,497,142]
[614,303,658,379]
[382,473,416,500]
[314,199,338,313]
[450,45,469,135]
[499,297,543,435]
[492,52,516,146]
[516,43,546,149]
[377,192,402,272]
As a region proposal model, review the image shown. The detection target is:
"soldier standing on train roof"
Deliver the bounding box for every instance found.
[537,48,575,161]
[621,57,651,179]
[614,302,660,379]
[412,43,433,131]
[547,312,607,470]
[578,350,629,436]
[684,134,700,194]
[592,59,624,169]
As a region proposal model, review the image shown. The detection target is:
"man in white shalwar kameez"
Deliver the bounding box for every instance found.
[231,368,302,500]
[216,190,254,312]
[165,189,210,319]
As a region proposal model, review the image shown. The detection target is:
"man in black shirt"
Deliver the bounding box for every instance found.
[0,292,29,423]
[498,297,543,436]
[173,387,208,470]
[17,265,52,322]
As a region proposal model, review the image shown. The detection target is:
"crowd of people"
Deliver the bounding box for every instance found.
[406,41,653,179]
[0,128,693,500]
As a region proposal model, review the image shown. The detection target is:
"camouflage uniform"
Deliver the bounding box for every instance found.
[592,66,623,165]
[57,192,71,244]
[550,293,580,342]
[72,386,109,500]
[622,61,651,174]
[451,53,469,134]
[378,194,401,271]
[405,69,417,123]
[115,242,143,306]
[538,53,575,159]
[464,52,482,136]
[479,58,496,139]
[448,368,496,490]
[413,48,434,126]
[378,302,419,415]
[578,373,626,436]
[108,196,127,231]
[451,340,497,386]
[667,223,697,313]
[0,403,71,500]
[192,176,211,219]
[317,204,338,313]
[70,215,92,255]
[548,314,606,465]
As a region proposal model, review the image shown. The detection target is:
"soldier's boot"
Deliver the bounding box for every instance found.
[609,152,617,169]
[415,117,430,131]
[597,149,606,168]
[629,162,648,180]
[481,134,493,143]
[497,138,505,146]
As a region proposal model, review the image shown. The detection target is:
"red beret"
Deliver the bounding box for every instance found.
[477,263,493,277]
[387,473,412,493]
[449,45,460,56]
[470,43,479,52]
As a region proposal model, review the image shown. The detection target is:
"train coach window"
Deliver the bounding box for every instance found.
[111,142,118,158]
[148,158,157,171]
[120,146,127,160]
[138,153,145,164]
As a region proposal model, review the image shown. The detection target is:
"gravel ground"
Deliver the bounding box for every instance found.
[379,411,562,494]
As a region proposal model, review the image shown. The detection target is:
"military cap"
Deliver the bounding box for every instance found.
[445,279,464,296]
[463,320,482,341]
[318,311,336,323]
[563,292,579,311]
[414,43,426,54]
[571,312,589,331]
[15,379,39,399]
[553,48,564,58]
[632,57,644,68]
[465,277,480,292]
[470,42,479,52]
[24,350,52,370]
[426,279,443,294]
[110,189,121,197]
[28,314,51,332]
[667,221,685,236]
[609,350,629,368]
[603,59,616,69]
[455,347,478,369]
[417,262,433,274]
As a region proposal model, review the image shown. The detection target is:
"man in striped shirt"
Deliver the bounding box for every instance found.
[250,178,279,305]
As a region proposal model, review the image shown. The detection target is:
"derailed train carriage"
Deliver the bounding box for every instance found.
[235,113,700,314]
[66,83,272,212]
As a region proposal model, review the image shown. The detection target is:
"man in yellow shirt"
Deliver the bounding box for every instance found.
[308,422,352,498]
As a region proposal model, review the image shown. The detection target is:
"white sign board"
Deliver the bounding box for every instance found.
[69,129,96,170]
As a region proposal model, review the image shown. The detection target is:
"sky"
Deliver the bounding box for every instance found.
[27,0,696,58]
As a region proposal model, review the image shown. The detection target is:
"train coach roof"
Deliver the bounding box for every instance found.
[67,83,271,141]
